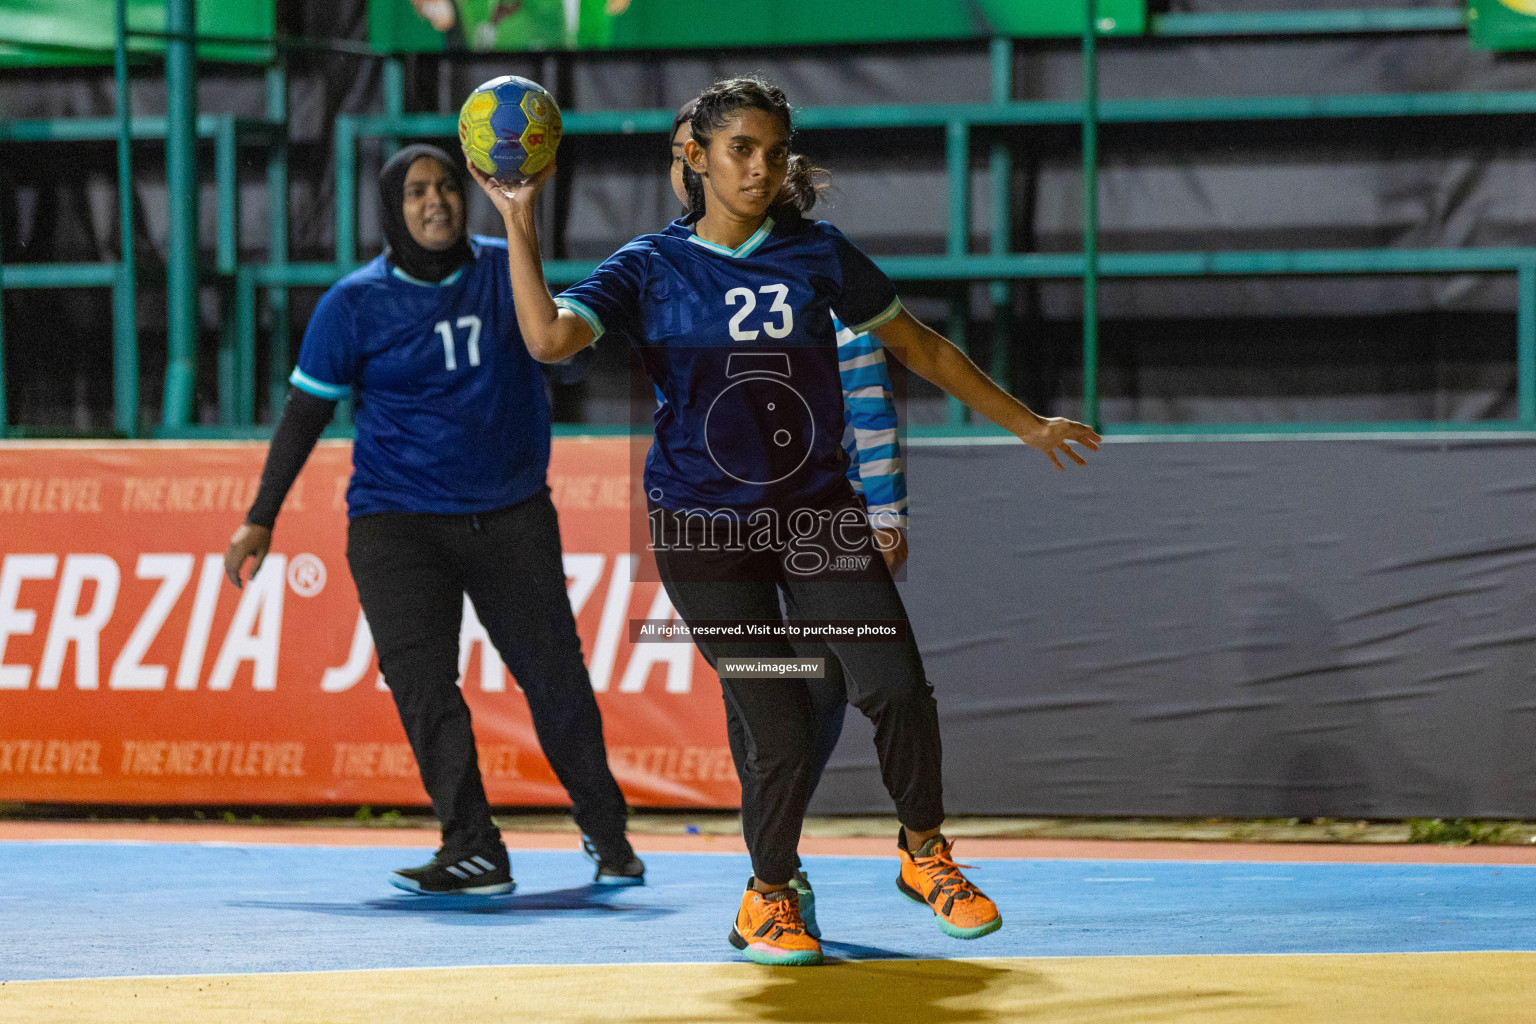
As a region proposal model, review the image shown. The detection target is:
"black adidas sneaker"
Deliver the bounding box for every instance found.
[390,846,515,895]
[581,835,646,886]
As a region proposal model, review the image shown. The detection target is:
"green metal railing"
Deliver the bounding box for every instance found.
[112,0,137,438]
[2,6,1535,440]
[1150,7,1468,37]
[327,103,1536,437]
[0,0,288,438]
[1082,0,1101,429]
[0,111,284,435]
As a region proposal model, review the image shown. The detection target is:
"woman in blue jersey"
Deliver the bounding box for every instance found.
[472,78,1099,965]
[223,143,642,896]
[664,99,909,941]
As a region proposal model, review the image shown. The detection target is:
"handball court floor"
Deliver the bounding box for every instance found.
[0,822,1533,1023]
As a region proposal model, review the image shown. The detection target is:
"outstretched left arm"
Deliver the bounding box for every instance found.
[872,308,1101,471]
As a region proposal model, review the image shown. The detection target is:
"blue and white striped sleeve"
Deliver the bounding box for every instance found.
[835,316,908,532]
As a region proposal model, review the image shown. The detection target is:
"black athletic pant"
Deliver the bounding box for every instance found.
[346,489,629,858]
[653,493,944,886]
[720,588,849,872]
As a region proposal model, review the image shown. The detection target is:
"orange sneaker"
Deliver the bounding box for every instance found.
[896,829,1002,939]
[728,878,824,966]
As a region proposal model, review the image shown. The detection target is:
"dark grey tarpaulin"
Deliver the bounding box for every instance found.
[811,437,1536,819]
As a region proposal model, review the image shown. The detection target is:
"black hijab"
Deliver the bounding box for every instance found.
[378,144,474,283]
[673,98,700,222]
[672,97,697,138]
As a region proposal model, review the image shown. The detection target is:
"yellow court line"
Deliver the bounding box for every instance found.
[2,952,1532,1024]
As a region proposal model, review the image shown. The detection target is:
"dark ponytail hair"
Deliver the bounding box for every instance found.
[682,76,827,222]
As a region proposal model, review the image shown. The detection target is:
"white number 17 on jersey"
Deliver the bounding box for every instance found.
[435,315,482,370]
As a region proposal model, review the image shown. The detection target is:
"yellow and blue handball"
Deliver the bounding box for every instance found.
[458,75,563,181]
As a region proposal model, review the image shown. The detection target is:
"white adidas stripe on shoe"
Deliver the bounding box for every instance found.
[390,848,515,896]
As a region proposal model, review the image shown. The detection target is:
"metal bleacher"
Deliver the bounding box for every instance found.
[3,3,1535,439]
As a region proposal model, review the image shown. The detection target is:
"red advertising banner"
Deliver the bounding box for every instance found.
[0,439,737,807]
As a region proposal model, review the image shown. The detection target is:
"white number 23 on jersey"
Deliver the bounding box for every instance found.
[725,284,794,341]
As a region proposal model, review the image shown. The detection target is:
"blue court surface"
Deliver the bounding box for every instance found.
[2,841,1533,981]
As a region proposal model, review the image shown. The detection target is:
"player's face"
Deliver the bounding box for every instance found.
[686,108,789,222]
[670,122,691,207]
[401,156,465,251]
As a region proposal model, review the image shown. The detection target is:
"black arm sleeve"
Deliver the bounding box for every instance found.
[245,389,337,529]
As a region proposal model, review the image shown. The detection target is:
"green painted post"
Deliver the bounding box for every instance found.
[383,58,405,159]
[333,118,355,429]
[161,0,199,429]
[946,120,970,260]
[372,59,404,433]
[1519,263,1535,425]
[0,178,6,435]
[113,265,138,433]
[113,0,139,437]
[989,37,1012,389]
[233,270,256,427]
[215,115,239,428]
[946,119,970,425]
[266,63,290,424]
[1081,0,1101,430]
[335,116,357,266]
[215,117,238,276]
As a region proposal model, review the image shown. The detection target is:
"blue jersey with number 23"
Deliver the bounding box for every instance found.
[555,215,901,513]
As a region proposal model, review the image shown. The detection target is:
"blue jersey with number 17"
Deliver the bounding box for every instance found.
[556,215,902,513]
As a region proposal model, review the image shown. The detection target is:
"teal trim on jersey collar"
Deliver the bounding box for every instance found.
[390,265,466,288]
[687,217,774,259]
